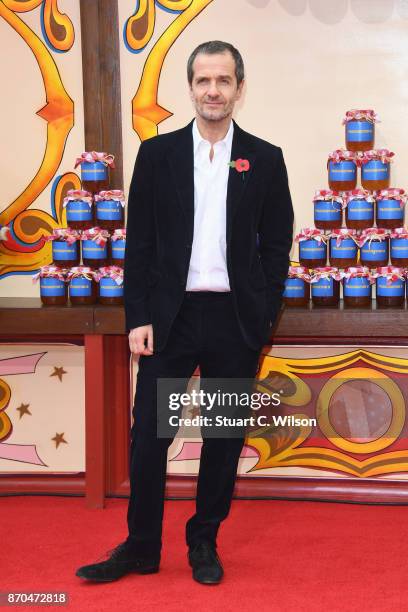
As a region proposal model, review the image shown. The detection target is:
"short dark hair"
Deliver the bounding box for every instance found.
[187,41,245,86]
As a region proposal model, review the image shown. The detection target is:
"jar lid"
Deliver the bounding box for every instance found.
[330,228,358,239]
[80,227,110,244]
[375,188,406,207]
[373,266,405,281]
[311,267,342,282]
[295,228,327,242]
[95,190,125,204]
[328,149,357,163]
[111,229,126,240]
[360,149,394,164]
[74,151,115,168]
[390,227,408,239]
[32,265,66,282]
[288,266,311,281]
[343,266,374,281]
[63,189,93,207]
[343,109,378,124]
[97,265,124,284]
[46,228,81,243]
[67,266,96,280]
[343,188,375,204]
[358,228,390,246]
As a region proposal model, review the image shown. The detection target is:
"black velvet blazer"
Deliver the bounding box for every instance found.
[124,119,294,351]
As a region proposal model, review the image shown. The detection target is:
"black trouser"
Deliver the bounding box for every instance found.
[126,292,261,556]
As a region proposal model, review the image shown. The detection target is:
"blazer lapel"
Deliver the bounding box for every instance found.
[167,120,195,241]
[226,121,256,240]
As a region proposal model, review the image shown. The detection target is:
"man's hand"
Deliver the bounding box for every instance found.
[128,325,154,356]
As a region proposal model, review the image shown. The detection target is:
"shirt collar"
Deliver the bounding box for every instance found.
[192,119,234,156]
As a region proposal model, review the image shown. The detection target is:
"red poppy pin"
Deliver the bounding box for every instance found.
[228,158,250,181]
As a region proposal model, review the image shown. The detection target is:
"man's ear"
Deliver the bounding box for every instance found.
[236,79,245,100]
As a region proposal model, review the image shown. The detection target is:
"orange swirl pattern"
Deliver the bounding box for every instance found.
[247,349,408,477]
[0,378,12,443]
[0,1,76,277]
[42,0,74,52]
[124,0,213,141]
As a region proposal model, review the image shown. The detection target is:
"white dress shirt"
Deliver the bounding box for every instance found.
[186,119,233,292]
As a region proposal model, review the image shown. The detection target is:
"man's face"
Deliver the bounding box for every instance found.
[189,51,244,122]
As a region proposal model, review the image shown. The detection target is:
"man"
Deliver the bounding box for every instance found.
[76,40,293,585]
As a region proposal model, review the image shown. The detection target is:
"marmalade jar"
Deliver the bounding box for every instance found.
[328,150,357,191]
[313,190,343,230]
[283,266,310,307]
[80,227,109,268]
[375,267,405,307]
[375,189,406,230]
[344,189,375,230]
[97,266,124,305]
[33,266,67,306]
[311,267,341,307]
[343,109,376,152]
[110,229,126,267]
[67,267,97,305]
[94,190,125,232]
[63,189,93,231]
[390,228,408,267]
[296,229,327,269]
[361,150,393,191]
[46,229,80,268]
[329,229,358,268]
[342,266,373,308]
[359,229,389,268]
[75,151,115,194]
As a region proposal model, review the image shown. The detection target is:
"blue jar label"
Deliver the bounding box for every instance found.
[343,277,371,297]
[362,160,390,182]
[330,238,357,259]
[66,200,92,222]
[99,277,124,297]
[111,242,126,258]
[299,240,327,260]
[346,121,374,143]
[40,277,65,297]
[314,200,341,222]
[391,238,408,259]
[347,199,374,221]
[312,278,334,297]
[377,199,404,220]
[52,241,78,261]
[360,241,388,261]
[283,277,305,298]
[96,200,123,221]
[82,240,107,259]
[377,278,405,297]
[69,277,92,297]
[328,160,356,182]
[81,161,107,182]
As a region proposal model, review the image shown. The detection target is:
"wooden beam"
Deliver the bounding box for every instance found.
[80,0,124,190]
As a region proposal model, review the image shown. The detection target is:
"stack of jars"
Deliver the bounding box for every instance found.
[35,152,126,306]
[285,109,407,308]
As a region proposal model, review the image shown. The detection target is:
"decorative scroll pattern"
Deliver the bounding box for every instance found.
[124,0,214,141]
[247,349,408,478]
[0,1,76,278]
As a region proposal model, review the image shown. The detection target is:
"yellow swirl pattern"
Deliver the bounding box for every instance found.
[0,379,12,442]
[0,1,75,276]
[43,0,74,52]
[246,349,408,477]
[126,0,213,140]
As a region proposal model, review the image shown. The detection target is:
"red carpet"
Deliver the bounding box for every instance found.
[2,496,408,611]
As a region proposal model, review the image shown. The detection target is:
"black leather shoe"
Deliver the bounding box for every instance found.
[76,542,160,582]
[188,542,224,585]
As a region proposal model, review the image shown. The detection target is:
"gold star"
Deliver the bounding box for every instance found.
[16,403,31,419]
[50,366,67,382]
[52,432,68,449]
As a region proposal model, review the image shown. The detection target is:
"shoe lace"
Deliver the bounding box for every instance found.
[191,542,216,563]
[96,542,127,563]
